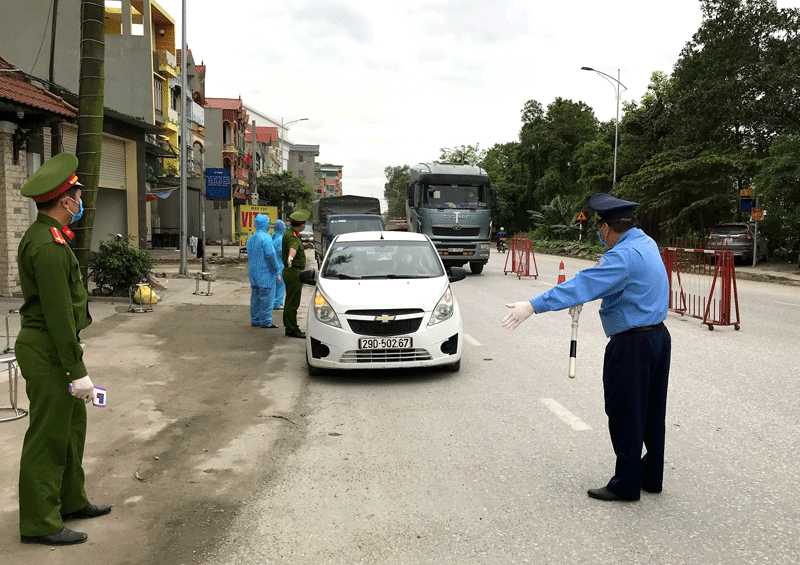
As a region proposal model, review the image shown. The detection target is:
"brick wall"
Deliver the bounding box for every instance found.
[0,126,30,297]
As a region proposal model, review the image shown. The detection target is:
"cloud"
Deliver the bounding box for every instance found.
[412,0,530,45]
[291,0,374,44]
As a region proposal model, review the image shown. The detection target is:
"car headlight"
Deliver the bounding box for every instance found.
[428,286,454,326]
[313,289,341,327]
[480,243,490,250]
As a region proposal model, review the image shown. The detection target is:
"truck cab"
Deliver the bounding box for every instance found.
[406,162,494,274]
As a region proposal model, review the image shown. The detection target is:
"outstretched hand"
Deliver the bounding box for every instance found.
[502,301,534,330]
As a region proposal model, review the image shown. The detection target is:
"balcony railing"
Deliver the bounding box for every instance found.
[167,107,179,124]
[161,50,176,68]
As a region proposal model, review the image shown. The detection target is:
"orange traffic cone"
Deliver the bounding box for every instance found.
[557,261,566,284]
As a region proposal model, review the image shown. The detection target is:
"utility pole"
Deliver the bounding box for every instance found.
[251,120,258,205]
[178,0,188,275]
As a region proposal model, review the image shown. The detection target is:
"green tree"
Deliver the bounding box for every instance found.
[383,165,410,219]
[256,172,315,214]
[754,134,800,254]
[438,144,486,166]
[482,142,527,234]
[519,98,599,208]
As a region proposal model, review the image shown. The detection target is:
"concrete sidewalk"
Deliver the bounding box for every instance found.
[0,253,313,563]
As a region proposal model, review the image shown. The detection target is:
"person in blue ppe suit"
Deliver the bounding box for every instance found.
[271,219,287,309]
[247,214,282,328]
[502,193,671,502]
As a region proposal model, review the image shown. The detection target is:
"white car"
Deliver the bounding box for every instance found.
[299,231,466,374]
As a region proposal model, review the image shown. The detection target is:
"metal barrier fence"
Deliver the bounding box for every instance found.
[662,239,740,330]
[504,234,538,279]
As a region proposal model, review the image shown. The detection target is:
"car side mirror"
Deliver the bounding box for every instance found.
[448,267,467,283]
[299,269,317,285]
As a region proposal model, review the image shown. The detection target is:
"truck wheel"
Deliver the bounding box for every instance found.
[469,261,484,274]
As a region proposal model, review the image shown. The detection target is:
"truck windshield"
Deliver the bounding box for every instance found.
[322,241,445,279]
[425,184,487,209]
[328,217,383,237]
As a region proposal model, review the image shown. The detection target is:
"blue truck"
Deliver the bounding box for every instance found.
[311,195,384,268]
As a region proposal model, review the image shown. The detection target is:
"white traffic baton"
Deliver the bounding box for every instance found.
[568,304,582,379]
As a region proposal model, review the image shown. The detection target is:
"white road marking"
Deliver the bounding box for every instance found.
[464,334,481,347]
[540,282,554,286]
[774,301,800,308]
[540,398,591,431]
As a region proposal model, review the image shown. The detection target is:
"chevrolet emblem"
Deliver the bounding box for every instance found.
[375,314,395,323]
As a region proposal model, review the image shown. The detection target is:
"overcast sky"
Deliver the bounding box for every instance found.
[157,0,710,205]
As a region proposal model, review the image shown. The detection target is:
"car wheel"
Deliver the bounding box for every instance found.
[445,358,461,372]
[469,261,484,274]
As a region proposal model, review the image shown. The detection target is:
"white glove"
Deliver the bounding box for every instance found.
[287,256,294,267]
[277,274,282,284]
[70,376,95,403]
[502,301,535,330]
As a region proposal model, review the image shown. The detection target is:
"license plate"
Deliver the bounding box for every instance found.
[359,337,412,350]
[448,248,463,253]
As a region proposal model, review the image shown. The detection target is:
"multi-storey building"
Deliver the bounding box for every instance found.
[317,163,343,198]
[204,97,249,242]
[288,144,320,190]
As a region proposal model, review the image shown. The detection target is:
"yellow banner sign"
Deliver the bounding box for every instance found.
[239,205,278,247]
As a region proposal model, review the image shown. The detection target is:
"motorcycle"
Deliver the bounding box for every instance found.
[497,237,507,253]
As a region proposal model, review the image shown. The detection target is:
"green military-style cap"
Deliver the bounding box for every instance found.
[289,209,311,222]
[21,153,83,203]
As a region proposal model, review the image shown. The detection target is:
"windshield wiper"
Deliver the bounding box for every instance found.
[329,273,361,279]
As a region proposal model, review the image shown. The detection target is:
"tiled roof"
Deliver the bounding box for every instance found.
[0,57,76,118]
[205,97,243,110]
[245,126,278,143]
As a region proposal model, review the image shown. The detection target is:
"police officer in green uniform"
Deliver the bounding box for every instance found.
[16,153,111,546]
[282,210,311,338]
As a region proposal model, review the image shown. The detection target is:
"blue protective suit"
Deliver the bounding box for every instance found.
[271,220,287,308]
[247,214,282,327]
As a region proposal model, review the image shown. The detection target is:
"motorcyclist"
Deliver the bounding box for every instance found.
[496,227,508,252]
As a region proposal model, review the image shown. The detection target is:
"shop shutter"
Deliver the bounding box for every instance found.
[49,125,128,190]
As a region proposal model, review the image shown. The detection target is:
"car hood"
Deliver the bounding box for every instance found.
[316,277,450,312]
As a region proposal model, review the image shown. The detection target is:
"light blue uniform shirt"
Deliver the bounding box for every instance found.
[530,228,669,337]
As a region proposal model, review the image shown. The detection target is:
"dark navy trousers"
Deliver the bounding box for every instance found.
[603,324,671,499]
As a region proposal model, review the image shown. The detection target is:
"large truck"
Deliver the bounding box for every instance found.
[406,162,494,274]
[311,195,384,268]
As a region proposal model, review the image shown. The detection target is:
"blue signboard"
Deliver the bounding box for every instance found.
[205,168,231,200]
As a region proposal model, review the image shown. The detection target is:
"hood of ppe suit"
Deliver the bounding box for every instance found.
[272,219,286,237]
[255,213,271,233]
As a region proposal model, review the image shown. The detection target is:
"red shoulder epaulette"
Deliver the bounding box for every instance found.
[61,226,74,241]
[51,227,68,246]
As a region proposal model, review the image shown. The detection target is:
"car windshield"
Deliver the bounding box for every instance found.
[322,240,444,279]
[425,184,487,209]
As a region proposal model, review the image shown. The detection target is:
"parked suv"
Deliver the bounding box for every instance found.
[708,223,767,264]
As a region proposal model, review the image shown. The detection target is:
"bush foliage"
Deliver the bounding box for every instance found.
[89,235,154,296]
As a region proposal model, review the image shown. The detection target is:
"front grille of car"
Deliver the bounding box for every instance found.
[432,226,481,238]
[347,317,423,336]
[346,308,424,316]
[340,348,433,363]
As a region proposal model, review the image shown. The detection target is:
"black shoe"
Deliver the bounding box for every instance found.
[62,503,112,520]
[21,527,88,545]
[642,485,662,494]
[587,487,639,502]
[285,329,305,338]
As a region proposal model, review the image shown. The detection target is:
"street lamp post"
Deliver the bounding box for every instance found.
[581,66,627,187]
[279,117,309,173]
